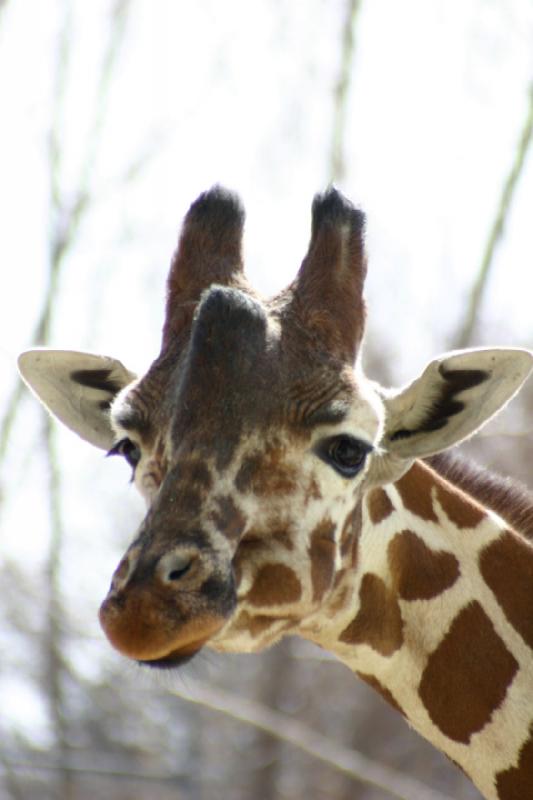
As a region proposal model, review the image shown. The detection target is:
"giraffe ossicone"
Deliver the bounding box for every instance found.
[18,186,533,800]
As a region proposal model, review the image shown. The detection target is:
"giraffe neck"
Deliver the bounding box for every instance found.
[301,461,533,800]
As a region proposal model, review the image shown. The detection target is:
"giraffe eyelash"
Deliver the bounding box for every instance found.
[315,435,373,478]
[107,437,142,473]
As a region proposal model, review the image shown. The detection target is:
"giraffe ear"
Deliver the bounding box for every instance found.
[18,350,136,450]
[379,348,533,460]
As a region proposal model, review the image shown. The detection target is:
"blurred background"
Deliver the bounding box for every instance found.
[0,1,532,798]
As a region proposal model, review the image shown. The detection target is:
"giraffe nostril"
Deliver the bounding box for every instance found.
[168,562,192,581]
[160,551,196,584]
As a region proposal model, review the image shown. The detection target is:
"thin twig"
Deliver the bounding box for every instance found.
[0,0,134,477]
[329,0,363,183]
[77,0,133,195]
[40,11,77,798]
[1,4,135,797]
[0,381,25,465]
[0,0,10,22]
[43,415,73,800]
[454,82,533,349]
[0,759,184,786]
[0,748,26,800]
[168,678,454,800]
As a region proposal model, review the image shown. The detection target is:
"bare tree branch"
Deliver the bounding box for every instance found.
[0,0,10,23]
[453,81,533,349]
[0,3,137,796]
[329,0,363,183]
[0,381,25,466]
[0,758,185,786]
[43,416,73,800]
[41,10,80,798]
[169,678,454,800]
[0,748,26,800]
[0,0,134,475]
[77,0,134,196]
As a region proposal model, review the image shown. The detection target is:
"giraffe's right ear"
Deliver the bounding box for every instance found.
[377,348,533,461]
[18,350,136,450]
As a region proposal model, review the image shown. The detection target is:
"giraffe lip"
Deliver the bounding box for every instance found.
[137,640,206,670]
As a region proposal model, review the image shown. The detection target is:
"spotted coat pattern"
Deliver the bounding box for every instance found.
[113,428,533,800]
[314,462,533,800]
[43,187,533,800]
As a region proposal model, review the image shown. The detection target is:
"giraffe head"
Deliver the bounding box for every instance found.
[19,187,533,668]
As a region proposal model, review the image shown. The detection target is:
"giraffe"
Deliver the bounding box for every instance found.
[18,186,533,800]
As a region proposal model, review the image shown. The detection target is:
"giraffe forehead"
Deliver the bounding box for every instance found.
[137,379,382,499]
[112,312,382,529]
[113,293,383,470]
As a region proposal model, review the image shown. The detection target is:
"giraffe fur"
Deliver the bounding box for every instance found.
[18,186,533,799]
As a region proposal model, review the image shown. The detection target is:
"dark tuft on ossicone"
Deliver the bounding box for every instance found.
[162,186,247,349]
[184,185,245,233]
[311,186,366,238]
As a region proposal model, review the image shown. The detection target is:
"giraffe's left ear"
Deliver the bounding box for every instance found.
[378,348,533,460]
[18,349,136,449]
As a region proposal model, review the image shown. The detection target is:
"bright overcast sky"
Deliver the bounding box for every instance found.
[1,0,532,375]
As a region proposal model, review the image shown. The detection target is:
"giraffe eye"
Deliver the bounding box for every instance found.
[107,438,142,470]
[317,435,371,478]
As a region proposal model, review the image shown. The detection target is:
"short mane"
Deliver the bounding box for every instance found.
[427,452,533,541]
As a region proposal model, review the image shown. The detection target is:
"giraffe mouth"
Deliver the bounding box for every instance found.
[99,583,233,666]
[137,639,207,670]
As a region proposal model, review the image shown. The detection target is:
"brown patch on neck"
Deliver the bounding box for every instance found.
[388,530,460,601]
[395,462,439,522]
[480,530,533,649]
[396,461,487,529]
[495,723,533,799]
[435,481,486,529]
[366,488,394,525]
[418,601,518,743]
[427,452,533,541]
[339,573,404,656]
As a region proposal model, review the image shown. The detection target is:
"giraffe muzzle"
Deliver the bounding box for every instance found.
[99,544,236,666]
